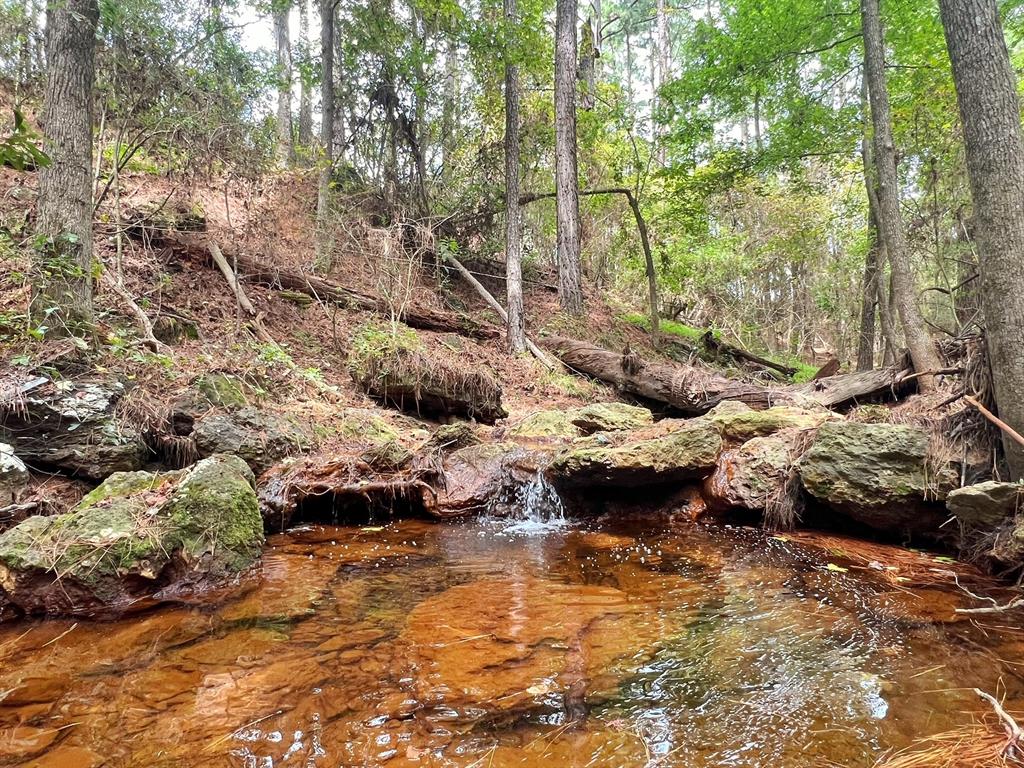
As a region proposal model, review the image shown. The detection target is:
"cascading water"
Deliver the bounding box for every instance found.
[486,456,567,534]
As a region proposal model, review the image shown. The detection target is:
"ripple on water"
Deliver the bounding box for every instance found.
[0,518,1020,767]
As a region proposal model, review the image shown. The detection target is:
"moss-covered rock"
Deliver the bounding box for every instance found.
[706,401,830,442]
[504,410,581,439]
[195,373,250,409]
[504,402,654,440]
[348,321,506,424]
[798,422,945,534]
[547,419,722,488]
[0,378,146,480]
[425,422,482,452]
[193,407,309,473]
[571,402,653,435]
[0,455,263,617]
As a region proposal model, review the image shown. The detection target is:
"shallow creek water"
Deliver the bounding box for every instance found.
[2,516,1023,768]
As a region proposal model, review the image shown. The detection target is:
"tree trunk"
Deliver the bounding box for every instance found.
[332,3,346,163]
[504,0,526,354]
[31,0,99,336]
[315,0,335,268]
[554,0,584,315]
[297,0,313,148]
[440,39,457,180]
[578,16,597,111]
[938,0,1024,478]
[273,5,294,167]
[878,268,898,365]
[856,71,879,371]
[860,0,941,390]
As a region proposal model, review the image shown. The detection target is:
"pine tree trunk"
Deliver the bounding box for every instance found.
[273,6,293,167]
[504,0,526,354]
[856,71,879,371]
[860,0,941,390]
[297,0,313,148]
[554,0,584,315]
[31,0,98,335]
[655,0,669,164]
[938,0,1024,478]
[315,0,335,268]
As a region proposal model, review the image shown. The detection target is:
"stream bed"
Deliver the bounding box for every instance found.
[1,516,1022,767]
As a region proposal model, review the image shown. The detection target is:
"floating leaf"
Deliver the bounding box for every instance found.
[826,563,849,573]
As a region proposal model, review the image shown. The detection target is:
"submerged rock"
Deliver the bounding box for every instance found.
[0,454,263,617]
[798,422,944,534]
[947,481,1023,529]
[0,443,29,504]
[0,378,146,480]
[399,577,659,721]
[193,407,309,473]
[548,419,722,488]
[348,321,506,423]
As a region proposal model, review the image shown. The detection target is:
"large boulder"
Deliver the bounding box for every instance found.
[0,443,29,504]
[0,455,263,617]
[193,407,309,474]
[348,321,506,424]
[798,422,945,534]
[0,378,146,480]
[947,482,1023,529]
[548,419,721,488]
[704,430,798,512]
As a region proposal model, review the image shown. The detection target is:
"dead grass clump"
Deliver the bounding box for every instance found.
[874,710,1024,768]
[763,429,817,531]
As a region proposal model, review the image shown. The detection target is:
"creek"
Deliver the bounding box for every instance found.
[0,512,1022,767]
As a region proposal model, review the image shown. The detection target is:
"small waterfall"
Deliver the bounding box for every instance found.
[518,470,566,527]
[487,462,567,533]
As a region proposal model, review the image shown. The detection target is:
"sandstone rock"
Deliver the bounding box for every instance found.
[706,400,830,442]
[193,407,309,473]
[798,422,944,534]
[0,443,29,504]
[705,430,797,511]
[571,402,654,434]
[424,422,481,452]
[947,481,1023,529]
[0,455,263,617]
[0,378,146,480]
[503,409,580,438]
[548,418,722,488]
[503,402,653,439]
[430,442,529,517]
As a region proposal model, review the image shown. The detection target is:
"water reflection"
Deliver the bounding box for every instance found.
[0,518,1020,767]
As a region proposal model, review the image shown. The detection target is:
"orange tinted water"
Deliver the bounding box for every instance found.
[1,518,1021,767]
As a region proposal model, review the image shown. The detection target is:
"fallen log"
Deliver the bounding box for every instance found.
[701,331,797,377]
[543,336,916,415]
[135,229,500,341]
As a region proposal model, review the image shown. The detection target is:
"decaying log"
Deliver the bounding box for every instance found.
[701,331,797,377]
[543,336,917,414]
[133,229,500,341]
[544,336,784,415]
